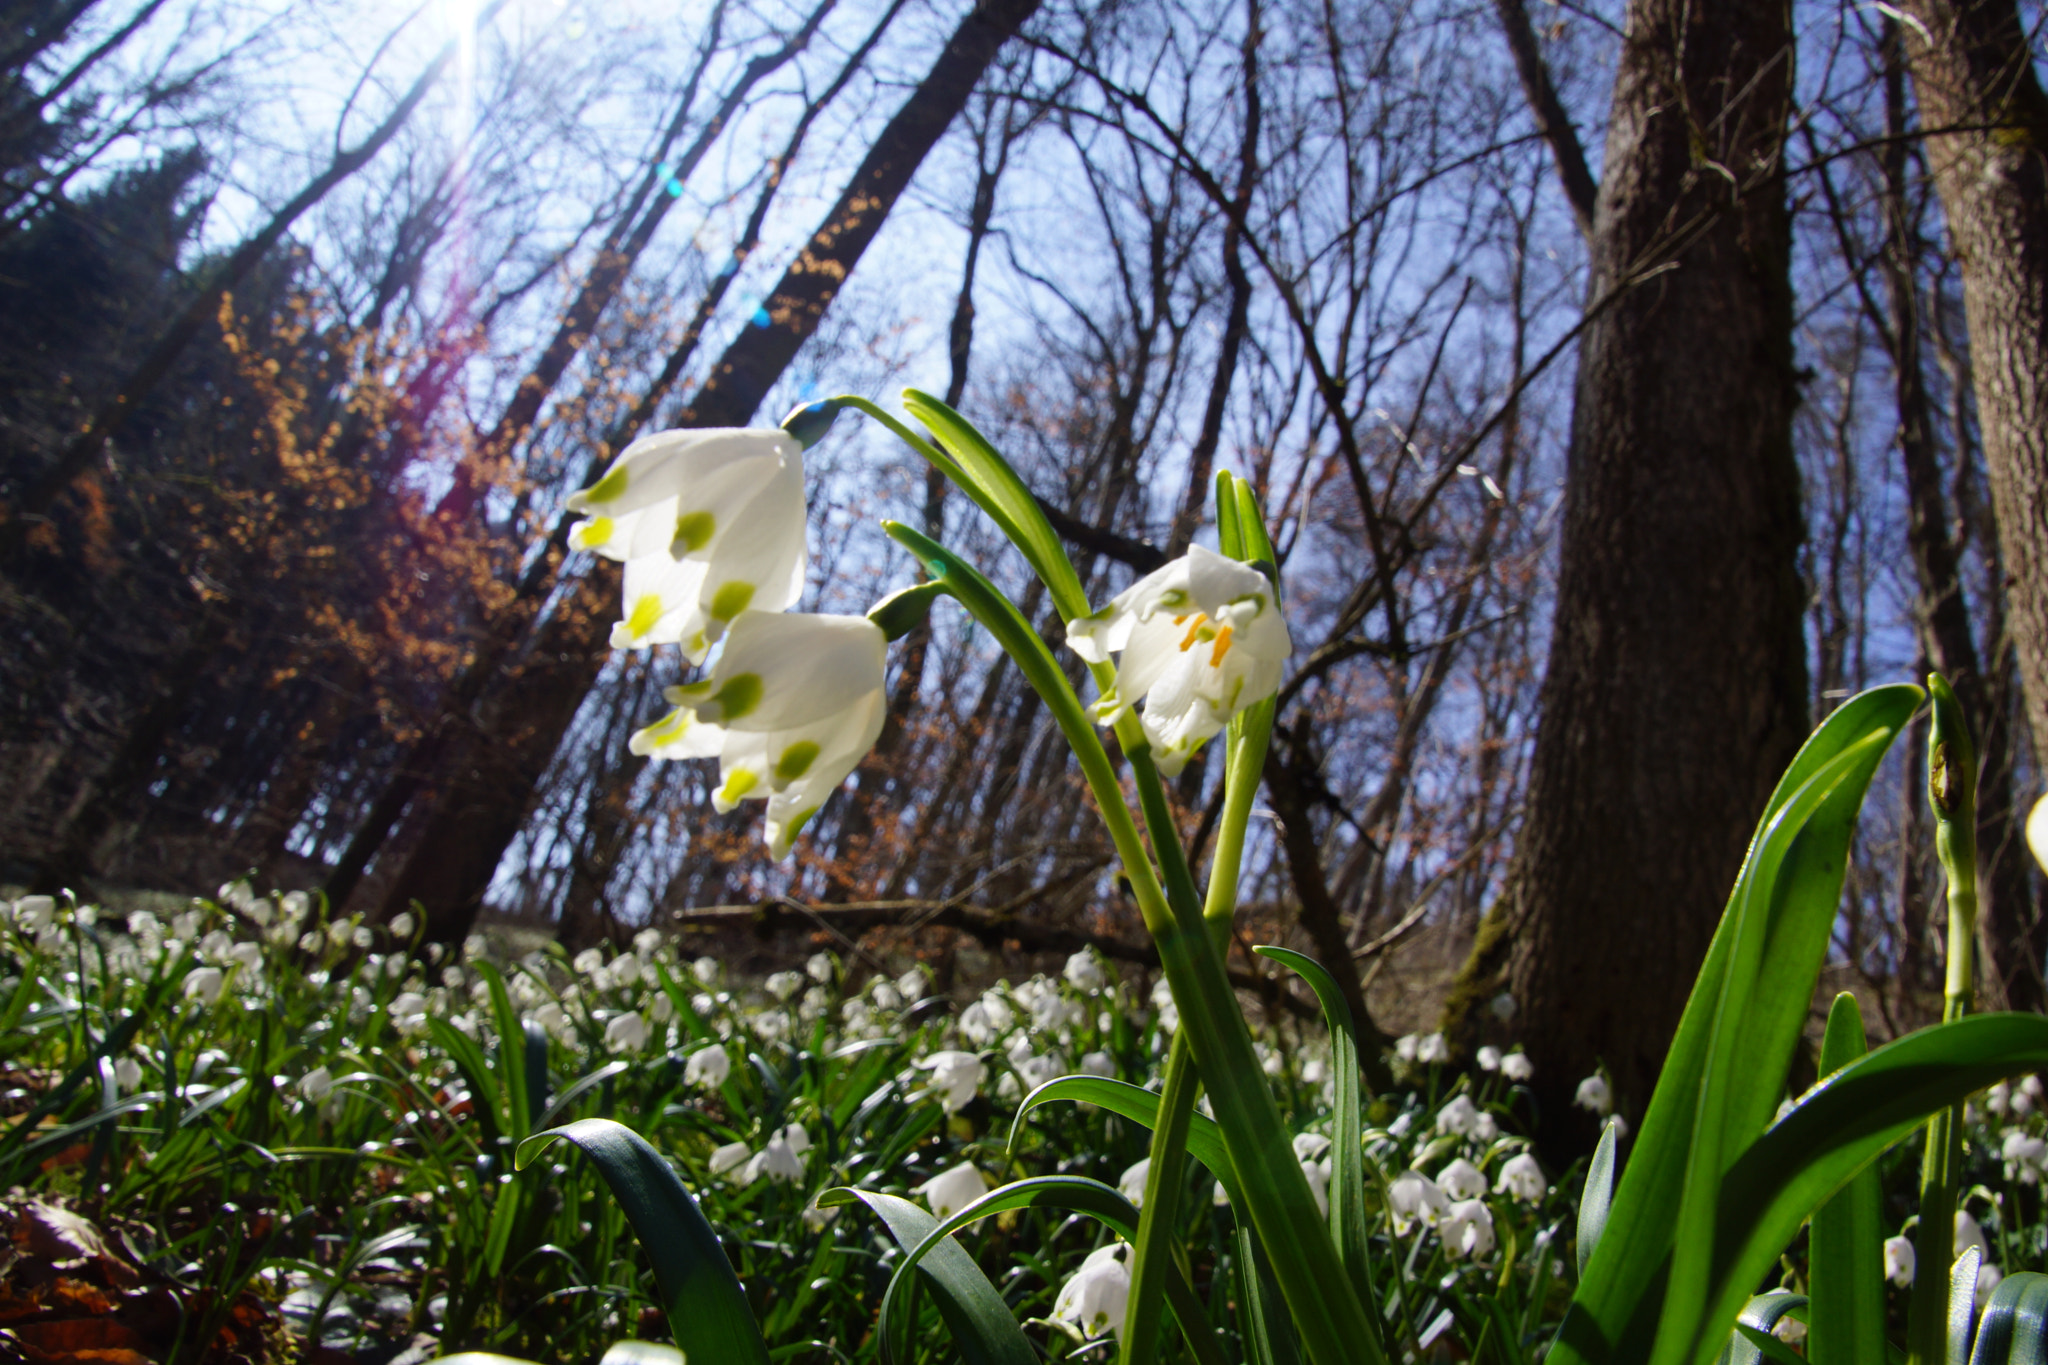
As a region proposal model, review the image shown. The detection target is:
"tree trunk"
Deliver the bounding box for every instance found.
[368,0,1045,942]
[1504,0,1809,1146]
[1897,0,2048,787]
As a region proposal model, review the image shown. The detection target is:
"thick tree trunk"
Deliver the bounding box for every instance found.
[1505,0,1809,1145]
[1897,0,2048,786]
[368,0,1045,942]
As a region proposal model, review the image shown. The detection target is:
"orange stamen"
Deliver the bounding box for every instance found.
[1208,624,1235,667]
[1178,613,1209,652]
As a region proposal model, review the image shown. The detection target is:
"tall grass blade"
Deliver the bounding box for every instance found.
[1951,1246,1983,1365]
[1968,1272,2048,1365]
[825,1188,1036,1365]
[1579,1121,1619,1280]
[1809,992,1883,1365]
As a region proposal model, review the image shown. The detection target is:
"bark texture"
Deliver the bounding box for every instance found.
[1505,0,1809,1144]
[1896,0,2048,905]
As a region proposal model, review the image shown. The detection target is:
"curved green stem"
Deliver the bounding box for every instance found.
[826,395,957,475]
[1122,1030,1202,1365]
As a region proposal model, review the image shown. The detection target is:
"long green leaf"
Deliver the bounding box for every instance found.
[899,389,1091,622]
[1969,1271,2048,1365]
[1008,1075,1235,1200]
[824,1188,1035,1365]
[1952,1246,1983,1365]
[1579,1121,1619,1280]
[516,1118,771,1365]
[1557,683,1922,1365]
[1809,993,1883,1365]
[1253,947,1375,1308]
[1559,1013,2048,1364]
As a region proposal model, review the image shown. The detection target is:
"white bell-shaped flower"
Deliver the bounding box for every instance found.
[918,1051,987,1114]
[1438,1157,1488,1201]
[1387,1171,1449,1234]
[1443,1198,1496,1259]
[567,428,809,661]
[1884,1234,1916,1286]
[1053,1244,1131,1341]
[685,1045,732,1089]
[919,1163,990,1222]
[630,611,887,857]
[1496,1152,1547,1202]
[1067,544,1292,776]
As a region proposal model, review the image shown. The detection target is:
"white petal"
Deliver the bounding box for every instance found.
[567,428,800,519]
[629,706,725,760]
[611,554,711,650]
[681,613,886,730]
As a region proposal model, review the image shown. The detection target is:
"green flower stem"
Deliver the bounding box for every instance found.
[1907,673,1979,1365]
[1123,1029,1201,1365]
[826,395,958,476]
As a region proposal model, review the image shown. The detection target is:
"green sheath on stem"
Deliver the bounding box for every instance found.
[1906,673,1978,1365]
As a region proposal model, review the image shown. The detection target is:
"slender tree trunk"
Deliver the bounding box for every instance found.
[1504,0,1808,1145]
[1897,0,2048,787]
[368,0,1046,942]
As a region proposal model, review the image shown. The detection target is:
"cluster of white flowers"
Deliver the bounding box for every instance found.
[710,1123,812,1187]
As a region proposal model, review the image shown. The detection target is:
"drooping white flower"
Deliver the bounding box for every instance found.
[1080,1051,1116,1079]
[1476,1045,1501,1072]
[183,967,225,1004]
[918,1051,987,1114]
[1443,1199,1496,1259]
[388,992,429,1033]
[1575,1074,1613,1116]
[1016,1052,1064,1091]
[1438,1158,1488,1201]
[1064,949,1108,994]
[692,956,721,986]
[1067,544,1293,775]
[631,611,888,858]
[1150,976,1179,1035]
[1497,1153,1546,1202]
[896,968,927,1002]
[742,1126,808,1185]
[1053,1244,1130,1341]
[113,1057,144,1092]
[299,1066,335,1103]
[766,971,804,1002]
[806,952,836,983]
[1471,1111,1500,1143]
[709,1141,752,1180]
[1956,1210,1990,1264]
[685,1046,733,1089]
[920,1163,990,1222]
[1437,1094,1479,1136]
[1118,1158,1152,1208]
[1885,1235,1917,1287]
[1501,1051,1534,1082]
[2002,1128,2045,1182]
[1301,1156,1332,1216]
[1293,1132,1334,1163]
[567,428,808,661]
[1395,1033,1421,1064]
[1416,1033,1450,1064]
[1388,1171,1449,1234]
[605,1011,650,1053]
[870,980,902,1011]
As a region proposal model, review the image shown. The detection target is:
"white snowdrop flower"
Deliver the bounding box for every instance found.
[1053,1244,1130,1341]
[216,881,249,909]
[573,947,605,977]
[896,967,926,1002]
[2015,1089,2037,1117]
[1443,1199,1496,1259]
[1213,1181,1231,1208]
[1436,1094,1479,1137]
[200,929,235,962]
[959,1002,998,1047]
[1292,1132,1333,1163]
[240,897,273,929]
[802,1196,840,1231]
[460,934,488,963]
[1388,1111,1415,1139]
[388,911,417,940]
[113,1057,143,1092]
[173,909,203,941]
[605,1011,650,1053]
[1301,1058,1327,1086]
[692,994,717,1020]
[1301,1157,1332,1217]
[1118,1158,1151,1209]
[1606,1114,1630,1139]
[1150,976,1179,1034]
[1081,1051,1116,1079]
[567,428,808,660]
[709,1141,752,1181]
[1979,1262,2005,1300]
[743,1126,808,1185]
[633,611,889,857]
[980,991,1016,1033]
[754,1010,790,1042]
[805,952,835,983]
[183,967,225,1004]
[609,953,642,987]
[388,992,429,1033]
[692,957,721,986]
[1395,1033,1421,1064]
[529,1002,568,1036]
[649,992,674,1024]
[228,941,264,974]
[766,971,803,1002]
[996,1071,1021,1102]
[1773,1316,1807,1345]
[1956,1210,1990,1263]
[298,931,323,954]
[1064,949,1108,995]
[2026,1076,2045,1104]
[1471,1111,1500,1143]
[1388,1171,1449,1234]
[127,910,161,940]
[870,980,902,1011]
[1885,1235,1917,1287]
[1438,1158,1488,1202]
[1497,1153,1547,1203]
[1502,1051,1534,1082]
[326,919,355,948]
[279,891,310,924]
[1575,1074,1613,1116]
[1067,545,1293,775]
[920,1164,990,1222]
[918,1051,987,1114]
[2001,1128,2045,1182]
[1416,1033,1450,1065]
[351,925,374,949]
[1017,1053,1064,1090]
[299,1066,334,1103]
[685,1046,732,1089]
[1476,1046,1501,1072]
